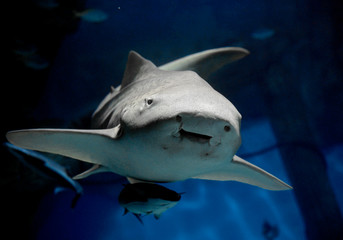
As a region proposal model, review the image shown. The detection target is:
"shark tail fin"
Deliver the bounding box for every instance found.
[6,125,122,166]
[193,155,292,191]
[159,47,249,79]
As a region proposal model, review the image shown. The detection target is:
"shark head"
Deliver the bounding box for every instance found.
[97,51,242,153]
[89,52,243,179]
[6,47,292,190]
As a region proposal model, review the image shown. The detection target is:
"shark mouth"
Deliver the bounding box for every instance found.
[179,128,212,143]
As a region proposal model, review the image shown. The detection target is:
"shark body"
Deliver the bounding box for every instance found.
[6,47,292,191]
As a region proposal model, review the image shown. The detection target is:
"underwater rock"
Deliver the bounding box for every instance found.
[260,46,343,240]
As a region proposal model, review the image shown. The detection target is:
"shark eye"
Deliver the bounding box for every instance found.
[146,98,153,105]
[224,125,231,132]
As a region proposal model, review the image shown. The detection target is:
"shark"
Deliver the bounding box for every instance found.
[5,143,83,208]
[6,47,292,191]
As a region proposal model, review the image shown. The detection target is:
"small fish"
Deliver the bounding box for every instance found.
[33,0,60,9]
[118,183,182,223]
[5,143,83,208]
[74,9,108,23]
[22,54,50,70]
[12,41,49,70]
[251,28,275,40]
[13,43,38,57]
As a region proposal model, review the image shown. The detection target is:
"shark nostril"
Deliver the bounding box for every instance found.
[176,115,182,122]
[224,125,231,132]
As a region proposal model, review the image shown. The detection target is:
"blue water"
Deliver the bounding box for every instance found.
[4,0,342,239]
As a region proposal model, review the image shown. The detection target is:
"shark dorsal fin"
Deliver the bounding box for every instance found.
[121,51,158,89]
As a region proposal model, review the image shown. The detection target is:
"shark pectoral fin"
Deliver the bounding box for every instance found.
[6,125,122,166]
[127,177,143,184]
[126,177,155,184]
[193,155,292,191]
[159,47,250,79]
[73,164,110,179]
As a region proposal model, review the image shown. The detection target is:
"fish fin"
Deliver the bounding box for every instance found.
[73,164,110,179]
[54,186,82,208]
[121,51,158,88]
[126,177,153,184]
[192,155,292,191]
[110,85,119,93]
[54,186,69,195]
[123,208,129,216]
[154,214,162,220]
[127,177,139,184]
[5,142,84,205]
[71,192,82,208]
[159,47,250,79]
[134,214,144,225]
[6,125,122,166]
